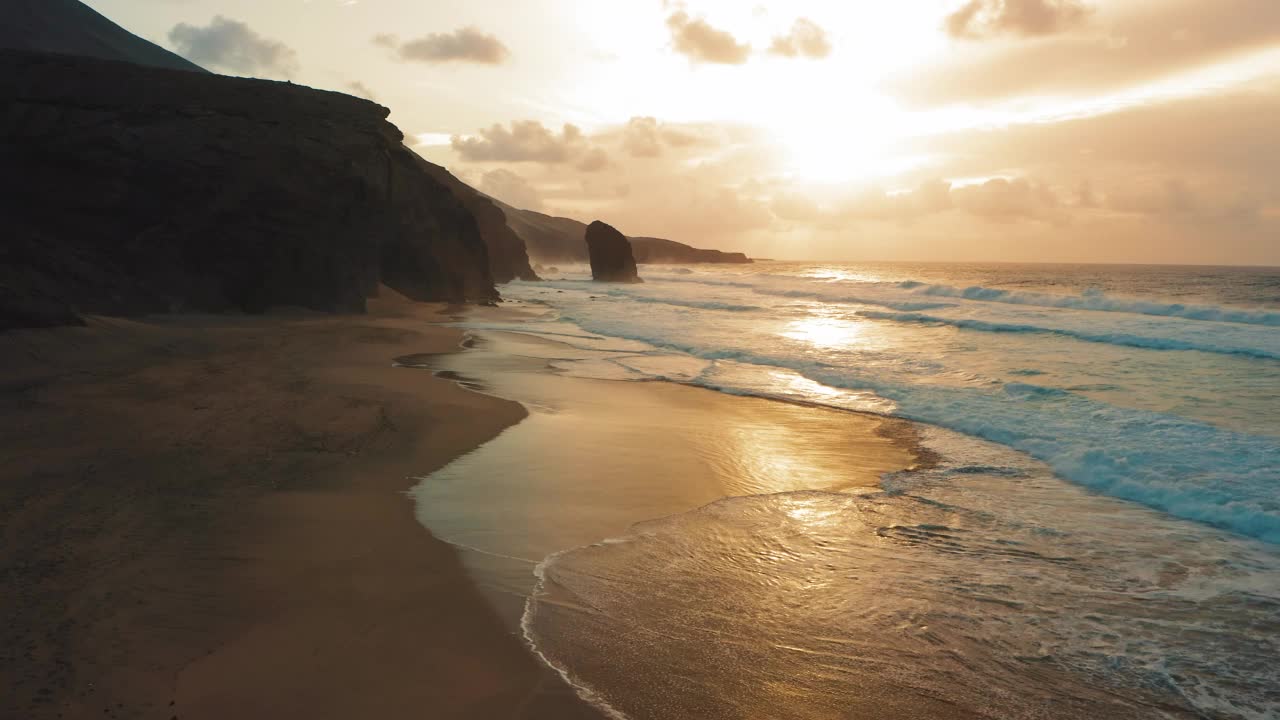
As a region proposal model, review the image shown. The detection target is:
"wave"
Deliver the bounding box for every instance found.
[646,273,958,311]
[523,485,1280,720]
[858,310,1280,361]
[550,313,1280,544]
[751,286,954,311]
[900,281,1280,327]
[648,272,1280,329]
[602,290,760,313]
[522,548,630,720]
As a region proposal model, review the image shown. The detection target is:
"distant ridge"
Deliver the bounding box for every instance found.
[0,0,206,73]
[629,236,751,265]
[492,200,752,265]
[412,157,540,283]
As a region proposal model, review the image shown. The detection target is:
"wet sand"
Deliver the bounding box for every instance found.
[417,327,929,611]
[0,294,603,719]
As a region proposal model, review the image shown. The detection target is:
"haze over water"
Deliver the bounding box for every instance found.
[421,261,1280,719]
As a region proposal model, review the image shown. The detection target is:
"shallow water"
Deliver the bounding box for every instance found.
[530,430,1280,719]
[499,262,1280,543]
[415,331,913,611]
[415,262,1280,719]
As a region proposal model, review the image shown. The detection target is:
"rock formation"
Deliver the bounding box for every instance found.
[494,200,752,265]
[413,158,539,283]
[497,205,594,263]
[1,49,498,329]
[0,0,205,73]
[585,221,642,283]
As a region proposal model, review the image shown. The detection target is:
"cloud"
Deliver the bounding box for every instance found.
[771,193,824,221]
[769,18,832,59]
[801,80,1280,262]
[576,147,611,173]
[666,11,751,64]
[812,175,1063,228]
[451,120,613,168]
[168,16,299,77]
[945,0,1093,40]
[622,117,663,157]
[916,81,1280,193]
[609,117,719,157]
[900,0,1280,104]
[1105,178,1197,216]
[378,27,509,64]
[661,127,703,147]
[444,79,1279,264]
[952,177,1063,221]
[479,169,544,211]
[646,183,774,236]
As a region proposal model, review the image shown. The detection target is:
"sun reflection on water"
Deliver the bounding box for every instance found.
[782,317,862,348]
[798,267,889,284]
[781,311,890,351]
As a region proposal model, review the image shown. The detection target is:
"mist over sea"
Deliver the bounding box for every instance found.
[430,261,1280,719]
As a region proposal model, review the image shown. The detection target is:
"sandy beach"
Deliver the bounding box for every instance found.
[407,312,988,720]
[6,285,1275,720]
[0,293,603,720]
[5,2,1277,717]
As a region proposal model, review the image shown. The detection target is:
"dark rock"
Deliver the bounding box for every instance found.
[413,158,539,284]
[630,237,753,264]
[497,205,593,262]
[492,199,752,265]
[0,283,84,331]
[0,50,497,327]
[0,0,206,73]
[585,221,641,283]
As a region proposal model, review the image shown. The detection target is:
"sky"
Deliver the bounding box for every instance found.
[89,0,1280,264]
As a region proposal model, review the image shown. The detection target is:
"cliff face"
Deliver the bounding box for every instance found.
[413,158,539,283]
[494,201,752,265]
[1,50,496,328]
[497,205,595,263]
[0,0,206,73]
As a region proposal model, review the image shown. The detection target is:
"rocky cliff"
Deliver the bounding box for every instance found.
[585,221,641,283]
[413,158,539,283]
[497,205,595,263]
[1,50,497,329]
[0,0,205,73]
[494,201,752,265]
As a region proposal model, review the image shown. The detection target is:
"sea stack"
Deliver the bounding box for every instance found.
[585,220,642,283]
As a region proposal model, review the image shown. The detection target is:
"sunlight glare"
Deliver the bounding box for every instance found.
[782,315,865,348]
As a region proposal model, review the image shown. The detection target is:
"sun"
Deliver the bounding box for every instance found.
[763,93,931,185]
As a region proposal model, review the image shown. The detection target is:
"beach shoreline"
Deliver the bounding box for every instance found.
[409,310,936,718]
[7,284,1271,720]
[0,294,604,719]
[411,296,1280,719]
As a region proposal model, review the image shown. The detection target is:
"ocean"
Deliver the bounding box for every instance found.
[419,261,1280,719]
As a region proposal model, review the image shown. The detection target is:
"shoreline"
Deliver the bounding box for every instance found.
[410,312,934,718]
[0,295,605,719]
[410,306,1278,719]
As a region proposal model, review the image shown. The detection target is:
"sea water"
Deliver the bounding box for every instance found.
[431,262,1280,719]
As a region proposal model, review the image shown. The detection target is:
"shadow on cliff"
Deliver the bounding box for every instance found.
[0,50,509,330]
